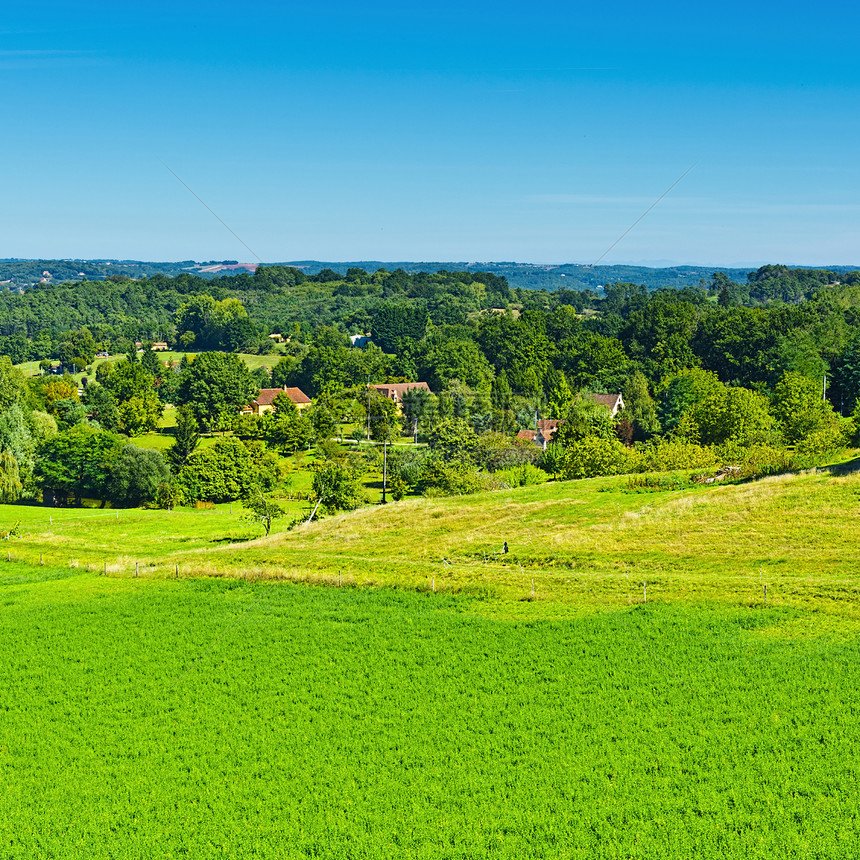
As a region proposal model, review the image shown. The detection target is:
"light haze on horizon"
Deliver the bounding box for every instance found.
[4,1,860,268]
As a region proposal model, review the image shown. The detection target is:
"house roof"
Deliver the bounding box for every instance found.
[254,386,312,407]
[370,382,430,401]
[586,392,624,412]
[518,421,562,447]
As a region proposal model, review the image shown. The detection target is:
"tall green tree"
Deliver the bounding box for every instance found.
[309,460,365,517]
[690,386,776,446]
[168,405,200,470]
[105,446,171,507]
[620,371,660,440]
[34,425,123,505]
[176,352,259,428]
[0,450,22,503]
[771,372,844,448]
[82,383,120,432]
[657,367,725,435]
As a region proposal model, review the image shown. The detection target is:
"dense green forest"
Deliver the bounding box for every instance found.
[3,261,860,509]
[3,263,860,404]
[0,258,759,290]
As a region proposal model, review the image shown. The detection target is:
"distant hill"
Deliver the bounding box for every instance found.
[3,258,860,292]
[281,261,759,292]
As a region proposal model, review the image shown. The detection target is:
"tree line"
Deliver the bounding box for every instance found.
[2,263,860,511]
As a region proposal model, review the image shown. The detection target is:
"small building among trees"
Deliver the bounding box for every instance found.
[517,418,562,450]
[517,393,625,449]
[369,382,430,405]
[246,386,312,415]
[587,392,625,415]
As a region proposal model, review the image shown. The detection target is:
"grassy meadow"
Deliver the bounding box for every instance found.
[5,462,856,618]
[18,350,284,387]
[2,468,860,857]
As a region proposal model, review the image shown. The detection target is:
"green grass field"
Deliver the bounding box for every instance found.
[2,464,860,616]
[1,575,858,858]
[17,351,284,383]
[2,469,860,857]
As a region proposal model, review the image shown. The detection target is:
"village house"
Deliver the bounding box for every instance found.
[369,381,431,405]
[516,419,563,449]
[243,385,312,415]
[516,393,625,449]
[587,392,625,415]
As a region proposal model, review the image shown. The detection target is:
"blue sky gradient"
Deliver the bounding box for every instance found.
[5,1,860,265]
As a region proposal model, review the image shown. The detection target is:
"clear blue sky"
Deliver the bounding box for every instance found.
[5,0,860,266]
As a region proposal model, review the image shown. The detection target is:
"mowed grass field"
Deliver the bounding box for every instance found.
[18,351,284,382]
[2,468,860,857]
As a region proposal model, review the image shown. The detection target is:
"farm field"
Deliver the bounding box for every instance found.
[17,350,284,382]
[2,469,860,857]
[2,574,860,858]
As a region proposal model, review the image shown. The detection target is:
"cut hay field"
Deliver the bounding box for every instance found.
[2,469,860,857]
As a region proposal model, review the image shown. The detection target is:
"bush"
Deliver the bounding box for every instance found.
[638,439,718,472]
[496,463,548,488]
[558,437,639,479]
[624,473,695,493]
[388,447,433,490]
[475,432,541,472]
[389,474,408,501]
[795,418,852,457]
[178,438,261,503]
[155,480,185,510]
[539,444,565,478]
[417,459,484,496]
[713,442,794,480]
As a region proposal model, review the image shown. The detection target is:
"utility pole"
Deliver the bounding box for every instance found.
[823,373,827,402]
[382,441,388,503]
[366,376,371,441]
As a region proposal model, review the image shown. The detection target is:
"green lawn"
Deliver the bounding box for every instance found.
[0,574,858,858]
[2,470,860,856]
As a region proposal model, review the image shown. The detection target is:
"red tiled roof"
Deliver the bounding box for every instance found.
[370,382,430,401]
[254,386,311,407]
